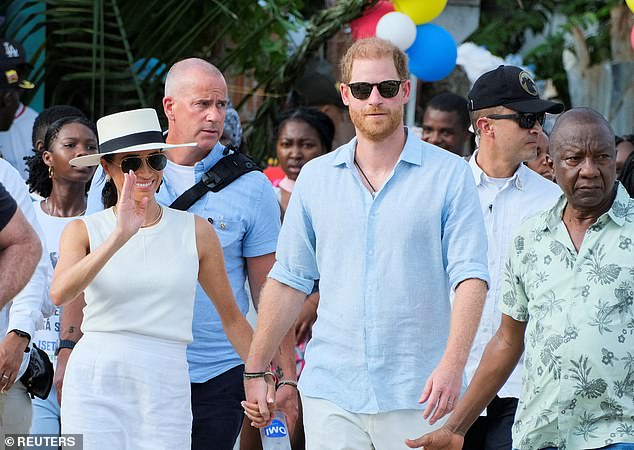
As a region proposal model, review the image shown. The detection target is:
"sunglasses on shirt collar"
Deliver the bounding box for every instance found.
[347,80,405,100]
[112,153,168,173]
[485,112,546,130]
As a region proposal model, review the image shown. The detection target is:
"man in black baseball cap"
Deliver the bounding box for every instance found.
[0,38,37,179]
[454,65,564,450]
[468,65,563,115]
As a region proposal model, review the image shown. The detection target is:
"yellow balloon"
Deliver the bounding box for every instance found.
[394,0,448,25]
[627,0,634,13]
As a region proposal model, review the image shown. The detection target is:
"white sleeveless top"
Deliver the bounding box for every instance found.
[80,206,199,343]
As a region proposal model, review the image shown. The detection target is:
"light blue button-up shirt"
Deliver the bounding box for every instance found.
[270,129,489,413]
[87,143,280,382]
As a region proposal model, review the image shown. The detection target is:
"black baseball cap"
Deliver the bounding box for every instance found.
[0,39,29,67]
[468,65,563,114]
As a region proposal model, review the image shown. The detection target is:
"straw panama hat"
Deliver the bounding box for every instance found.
[70,108,196,167]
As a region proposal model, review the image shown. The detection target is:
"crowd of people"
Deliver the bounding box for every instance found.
[0,33,633,450]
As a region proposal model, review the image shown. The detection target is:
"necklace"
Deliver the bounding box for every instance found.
[143,205,163,228]
[354,158,377,197]
[45,197,87,217]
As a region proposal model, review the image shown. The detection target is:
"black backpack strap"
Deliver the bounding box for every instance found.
[170,149,261,211]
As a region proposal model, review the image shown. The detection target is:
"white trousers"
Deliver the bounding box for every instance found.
[302,394,447,450]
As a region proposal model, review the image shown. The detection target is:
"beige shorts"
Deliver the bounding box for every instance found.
[302,394,448,450]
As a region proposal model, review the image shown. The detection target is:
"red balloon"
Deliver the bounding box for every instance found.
[350,1,395,41]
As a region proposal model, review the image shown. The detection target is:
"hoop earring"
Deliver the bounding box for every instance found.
[48,166,54,179]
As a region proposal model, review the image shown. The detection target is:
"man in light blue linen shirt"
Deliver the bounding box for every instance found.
[243,37,489,450]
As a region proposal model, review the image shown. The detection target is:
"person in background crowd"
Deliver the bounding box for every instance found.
[25,108,96,447]
[0,156,47,445]
[459,64,563,450]
[220,101,242,150]
[273,107,335,216]
[291,71,356,150]
[421,92,472,157]
[0,38,37,180]
[243,37,489,450]
[407,107,634,450]
[77,59,296,450]
[52,108,253,449]
[619,150,634,197]
[615,134,633,179]
[525,131,555,182]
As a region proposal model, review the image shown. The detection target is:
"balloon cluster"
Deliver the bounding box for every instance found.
[350,0,457,81]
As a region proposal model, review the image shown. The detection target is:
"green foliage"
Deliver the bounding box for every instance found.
[470,0,621,104]
[2,0,306,123]
[4,0,376,164]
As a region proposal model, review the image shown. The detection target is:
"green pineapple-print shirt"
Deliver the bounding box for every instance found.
[499,183,634,450]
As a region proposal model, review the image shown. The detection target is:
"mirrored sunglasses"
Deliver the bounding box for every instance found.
[485,112,546,130]
[114,153,167,173]
[347,80,405,100]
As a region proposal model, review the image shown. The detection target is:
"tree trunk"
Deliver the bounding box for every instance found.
[563,5,634,135]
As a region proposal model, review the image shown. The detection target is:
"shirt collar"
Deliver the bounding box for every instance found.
[332,127,422,169]
[543,183,632,231]
[468,149,525,190]
[195,142,226,175]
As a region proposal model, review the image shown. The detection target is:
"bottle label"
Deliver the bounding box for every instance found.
[264,418,288,438]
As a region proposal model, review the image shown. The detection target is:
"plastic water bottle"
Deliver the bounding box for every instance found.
[260,410,291,450]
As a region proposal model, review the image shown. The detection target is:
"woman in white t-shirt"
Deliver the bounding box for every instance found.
[25,109,98,444]
[50,108,253,450]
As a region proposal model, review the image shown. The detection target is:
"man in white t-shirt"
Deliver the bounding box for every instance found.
[460,65,563,450]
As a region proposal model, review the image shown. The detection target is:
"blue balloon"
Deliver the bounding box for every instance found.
[406,24,457,82]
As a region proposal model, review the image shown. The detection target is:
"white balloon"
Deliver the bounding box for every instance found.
[376,11,417,51]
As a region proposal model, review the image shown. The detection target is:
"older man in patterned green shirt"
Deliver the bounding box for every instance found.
[406,108,634,450]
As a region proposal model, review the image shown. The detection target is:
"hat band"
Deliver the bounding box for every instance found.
[99,130,165,154]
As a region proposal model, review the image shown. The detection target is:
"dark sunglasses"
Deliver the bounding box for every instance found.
[347,80,405,100]
[113,153,167,173]
[485,112,545,130]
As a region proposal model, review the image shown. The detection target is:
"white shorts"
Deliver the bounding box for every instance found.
[302,394,448,450]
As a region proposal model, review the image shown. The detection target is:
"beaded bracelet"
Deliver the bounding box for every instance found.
[276,380,298,390]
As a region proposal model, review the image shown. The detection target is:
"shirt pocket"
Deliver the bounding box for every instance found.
[206,216,244,248]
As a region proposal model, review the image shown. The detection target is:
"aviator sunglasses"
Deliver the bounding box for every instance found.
[485,112,546,130]
[347,80,405,100]
[113,153,168,173]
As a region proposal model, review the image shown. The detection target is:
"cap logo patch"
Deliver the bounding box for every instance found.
[4,69,18,85]
[3,42,20,59]
[518,71,537,96]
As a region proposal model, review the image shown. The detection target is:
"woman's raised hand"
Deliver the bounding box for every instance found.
[114,171,148,241]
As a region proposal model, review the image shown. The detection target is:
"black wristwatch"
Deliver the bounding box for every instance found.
[8,329,31,352]
[55,339,77,356]
[8,329,31,341]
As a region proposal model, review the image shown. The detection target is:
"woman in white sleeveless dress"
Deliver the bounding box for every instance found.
[50,109,253,450]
